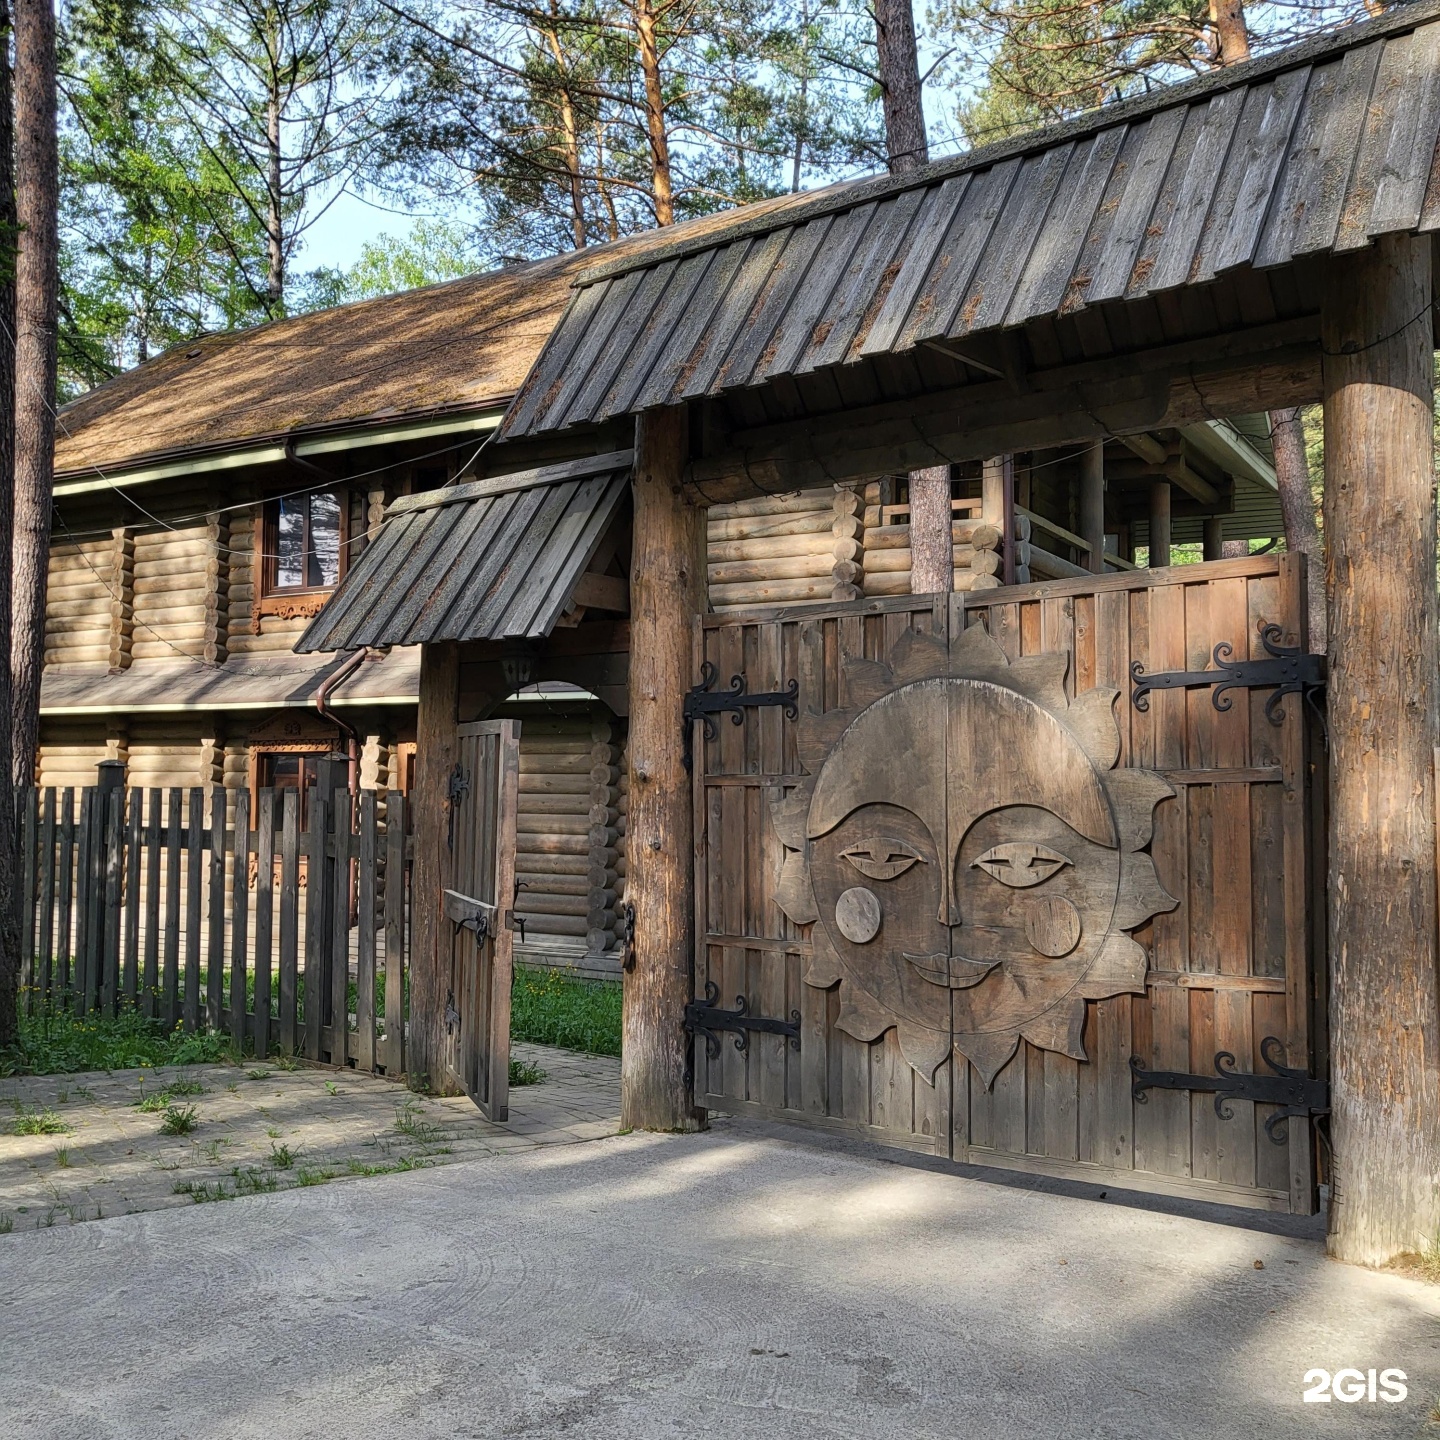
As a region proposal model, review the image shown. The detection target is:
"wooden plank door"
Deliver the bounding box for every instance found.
[449,719,522,1119]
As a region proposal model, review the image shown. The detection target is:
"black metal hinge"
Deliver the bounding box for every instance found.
[684,982,801,1060]
[1130,1036,1329,1145]
[446,762,470,850]
[1130,623,1326,726]
[683,662,799,770]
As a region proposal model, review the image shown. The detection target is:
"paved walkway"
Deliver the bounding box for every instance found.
[2,1124,1437,1439]
[0,1042,619,1230]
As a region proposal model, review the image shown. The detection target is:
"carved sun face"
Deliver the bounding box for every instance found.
[771,625,1177,1088]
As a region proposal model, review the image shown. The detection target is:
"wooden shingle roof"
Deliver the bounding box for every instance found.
[499,1,1440,442]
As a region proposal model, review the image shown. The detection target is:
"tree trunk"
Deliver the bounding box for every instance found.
[632,0,674,225]
[0,0,19,1049]
[908,466,951,594]
[1322,233,1440,1267]
[622,406,704,1132]
[12,0,58,802]
[1271,406,1326,653]
[408,641,461,1095]
[1209,0,1251,65]
[874,0,927,174]
[542,13,587,249]
[266,91,283,310]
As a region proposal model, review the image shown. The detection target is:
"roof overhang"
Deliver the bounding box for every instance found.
[295,450,634,653]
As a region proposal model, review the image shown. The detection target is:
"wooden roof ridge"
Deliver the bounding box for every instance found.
[571,0,1440,291]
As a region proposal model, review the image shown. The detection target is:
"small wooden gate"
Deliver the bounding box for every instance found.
[445,719,522,1119]
[692,554,1323,1213]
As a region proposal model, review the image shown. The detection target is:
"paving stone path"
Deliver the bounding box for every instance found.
[0,1042,619,1232]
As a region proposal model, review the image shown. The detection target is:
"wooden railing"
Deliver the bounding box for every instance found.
[17,784,411,1075]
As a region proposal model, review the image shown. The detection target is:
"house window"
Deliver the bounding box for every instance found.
[265,489,346,596]
[256,750,327,826]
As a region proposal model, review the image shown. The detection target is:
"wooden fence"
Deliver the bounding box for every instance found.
[17,784,411,1075]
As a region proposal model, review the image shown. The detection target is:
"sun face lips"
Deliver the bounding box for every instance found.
[903,951,1002,989]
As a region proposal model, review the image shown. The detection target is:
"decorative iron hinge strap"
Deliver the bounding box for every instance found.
[684,982,801,1059]
[683,662,799,770]
[1130,1036,1328,1145]
[1130,623,1326,726]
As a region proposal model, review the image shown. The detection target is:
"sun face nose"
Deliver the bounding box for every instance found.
[937,861,963,928]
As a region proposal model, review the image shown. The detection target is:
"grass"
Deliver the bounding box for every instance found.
[134,1079,207,1113]
[9,1104,71,1136]
[269,1142,296,1169]
[159,1104,198,1136]
[393,1099,441,1144]
[1,1009,230,1077]
[508,1056,548,1086]
[510,965,621,1056]
[1392,1234,1440,1285]
[53,1147,72,1168]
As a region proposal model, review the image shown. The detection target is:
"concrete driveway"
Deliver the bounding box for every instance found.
[3,1121,1437,1439]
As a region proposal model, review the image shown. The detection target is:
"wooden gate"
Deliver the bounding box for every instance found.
[692,554,1323,1213]
[445,719,522,1119]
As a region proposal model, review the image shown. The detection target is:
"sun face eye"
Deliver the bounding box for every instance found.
[972,842,1072,888]
[840,837,926,882]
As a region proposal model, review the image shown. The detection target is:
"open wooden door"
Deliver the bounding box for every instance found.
[446,719,521,1119]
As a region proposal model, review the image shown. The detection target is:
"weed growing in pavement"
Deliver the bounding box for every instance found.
[509,1057,548,1087]
[159,1105,198,1136]
[53,1148,71,1168]
[269,1142,296,1169]
[10,1105,71,1136]
[393,1100,441,1144]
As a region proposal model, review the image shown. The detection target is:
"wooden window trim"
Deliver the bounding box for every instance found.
[254,488,349,623]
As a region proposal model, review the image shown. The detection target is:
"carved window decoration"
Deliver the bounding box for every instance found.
[252,743,334,828]
[254,487,348,626]
[771,625,1178,1089]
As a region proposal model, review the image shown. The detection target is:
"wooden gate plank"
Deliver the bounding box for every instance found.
[206,789,227,1032]
[141,790,161,1017]
[303,791,328,1061]
[355,792,377,1073]
[162,789,182,1028]
[230,789,251,1055]
[184,789,203,1032]
[253,789,275,1060]
[278,790,300,1057]
[330,788,351,1068]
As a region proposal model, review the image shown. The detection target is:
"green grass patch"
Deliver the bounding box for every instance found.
[508,1056,548,1087]
[510,965,621,1056]
[9,1104,71,1136]
[1,1009,230,1077]
[159,1104,198,1136]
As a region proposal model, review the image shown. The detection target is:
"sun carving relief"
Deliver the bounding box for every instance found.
[771,623,1178,1089]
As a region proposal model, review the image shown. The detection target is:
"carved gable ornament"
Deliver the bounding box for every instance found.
[772,624,1177,1088]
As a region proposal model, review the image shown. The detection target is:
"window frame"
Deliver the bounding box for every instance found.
[255,486,350,620]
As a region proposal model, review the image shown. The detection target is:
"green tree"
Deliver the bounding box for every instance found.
[299,216,480,306]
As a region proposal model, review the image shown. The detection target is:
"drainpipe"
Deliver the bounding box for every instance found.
[316,647,368,798]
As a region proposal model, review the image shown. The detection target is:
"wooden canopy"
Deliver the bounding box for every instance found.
[296,452,632,652]
[498,1,1440,497]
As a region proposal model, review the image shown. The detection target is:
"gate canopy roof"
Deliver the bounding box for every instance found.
[498,1,1440,444]
[295,451,631,652]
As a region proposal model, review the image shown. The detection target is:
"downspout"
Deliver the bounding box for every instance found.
[316,647,368,797]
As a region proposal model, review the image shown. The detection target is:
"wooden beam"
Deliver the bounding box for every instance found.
[1148,480,1171,567]
[1080,440,1105,575]
[907,465,952,595]
[622,406,706,1133]
[1323,233,1440,1266]
[407,641,460,1095]
[570,570,629,613]
[1202,515,1224,561]
[687,320,1322,501]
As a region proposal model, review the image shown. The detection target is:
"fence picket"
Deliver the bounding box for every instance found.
[101,789,124,1014]
[57,789,75,1004]
[36,790,56,1015]
[356,792,377,1072]
[142,789,161,1017]
[184,788,204,1032]
[383,792,407,1075]
[304,791,327,1060]
[206,790,226,1031]
[230,789,251,1054]
[122,790,142,1009]
[278,790,300,1056]
[329,788,351,1068]
[163,790,182,1027]
[254,788,275,1059]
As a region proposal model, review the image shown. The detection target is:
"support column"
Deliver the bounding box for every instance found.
[982,455,1016,584]
[408,640,460,1094]
[623,406,706,1132]
[1081,441,1105,575]
[1323,232,1439,1265]
[1148,480,1171,567]
[1202,516,1224,562]
[908,464,952,595]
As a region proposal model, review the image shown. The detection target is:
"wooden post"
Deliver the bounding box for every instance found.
[1080,441,1105,575]
[908,464,952,595]
[1202,516,1224,561]
[623,406,706,1132]
[982,455,1016,584]
[1148,480,1171,567]
[408,641,460,1094]
[1322,233,1440,1266]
